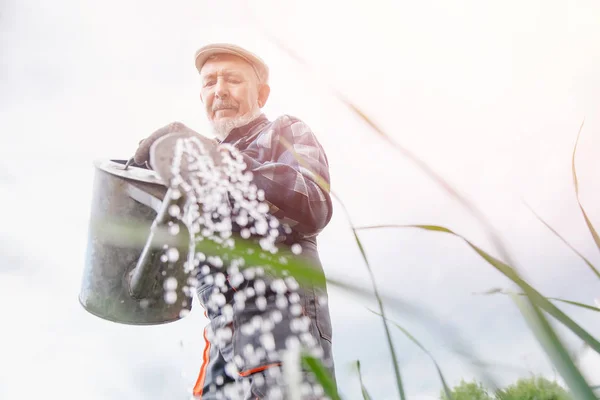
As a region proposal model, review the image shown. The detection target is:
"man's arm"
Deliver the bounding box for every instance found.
[236,116,333,238]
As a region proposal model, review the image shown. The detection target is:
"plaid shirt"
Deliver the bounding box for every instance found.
[218,113,333,239]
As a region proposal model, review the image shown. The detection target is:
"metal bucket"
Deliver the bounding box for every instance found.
[79,159,194,325]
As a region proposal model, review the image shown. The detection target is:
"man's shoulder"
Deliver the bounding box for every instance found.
[269,114,316,137]
[268,114,308,127]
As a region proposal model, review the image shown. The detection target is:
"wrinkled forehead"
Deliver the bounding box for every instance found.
[199,54,257,80]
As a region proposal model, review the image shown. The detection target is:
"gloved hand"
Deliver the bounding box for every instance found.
[133,122,211,166]
[148,130,222,186]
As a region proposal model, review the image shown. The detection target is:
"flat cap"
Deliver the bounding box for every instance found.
[194,43,269,83]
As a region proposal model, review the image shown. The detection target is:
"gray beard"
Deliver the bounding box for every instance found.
[210,107,262,140]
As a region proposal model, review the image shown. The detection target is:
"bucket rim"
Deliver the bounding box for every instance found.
[94,159,166,186]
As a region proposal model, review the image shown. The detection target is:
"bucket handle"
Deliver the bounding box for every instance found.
[125,184,189,299]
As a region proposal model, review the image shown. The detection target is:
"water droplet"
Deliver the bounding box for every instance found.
[166,247,179,262]
[270,279,287,294]
[236,214,249,227]
[271,310,283,324]
[251,315,263,331]
[169,224,180,235]
[160,254,168,263]
[179,309,190,318]
[241,322,254,336]
[210,292,226,307]
[221,304,233,320]
[229,272,244,288]
[163,277,178,291]
[187,277,199,287]
[233,291,247,306]
[168,204,180,217]
[254,280,266,295]
[164,291,177,304]
[289,293,300,304]
[214,273,226,288]
[285,336,300,351]
[208,256,223,268]
[276,296,288,310]
[255,220,268,235]
[242,268,255,281]
[260,333,275,351]
[256,296,267,311]
[243,343,255,358]
[291,244,302,254]
[290,303,302,316]
[257,203,269,214]
[171,189,182,200]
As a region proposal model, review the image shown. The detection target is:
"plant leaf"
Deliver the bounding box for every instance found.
[571,120,600,256]
[356,361,373,400]
[333,195,406,400]
[511,293,597,399]
[355,224,600,356]
[302,354,341,400]
[525,201,600,280]
[368,309,454,400]
[475,289,600,312]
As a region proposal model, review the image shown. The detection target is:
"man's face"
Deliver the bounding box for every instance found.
[199,54,262,126]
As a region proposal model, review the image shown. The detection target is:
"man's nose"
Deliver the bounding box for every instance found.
[215,78,229,99]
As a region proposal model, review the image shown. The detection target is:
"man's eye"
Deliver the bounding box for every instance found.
[228,78,242,84]
[204,80,216,87]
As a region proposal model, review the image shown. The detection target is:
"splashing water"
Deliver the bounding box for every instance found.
[156,136,328,397]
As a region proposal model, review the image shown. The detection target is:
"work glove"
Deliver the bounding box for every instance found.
[148,130,222,186]
[131,122,221,185]
[132,122,212,166]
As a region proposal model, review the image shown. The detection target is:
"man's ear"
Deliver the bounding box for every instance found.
[257,83,270,108]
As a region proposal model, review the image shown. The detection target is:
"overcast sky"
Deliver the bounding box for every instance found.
[2,0,600,399]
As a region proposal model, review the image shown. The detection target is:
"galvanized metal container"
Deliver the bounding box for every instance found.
[79,159,194,325]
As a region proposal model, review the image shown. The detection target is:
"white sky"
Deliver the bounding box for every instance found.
[2,0,600,399]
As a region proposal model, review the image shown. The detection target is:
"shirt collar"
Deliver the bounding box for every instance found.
[219,113,270,145]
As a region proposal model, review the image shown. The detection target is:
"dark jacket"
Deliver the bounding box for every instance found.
[218,113,333,240]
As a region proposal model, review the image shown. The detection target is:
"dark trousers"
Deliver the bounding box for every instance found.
[192,239,335,399]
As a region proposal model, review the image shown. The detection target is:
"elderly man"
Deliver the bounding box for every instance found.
[133,44,335,399]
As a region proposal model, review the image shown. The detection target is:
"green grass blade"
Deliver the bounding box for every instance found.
[302,354,341,400]
[572,120,600,256]
[525,201,600,279]
[355,224,600,356]
[475,288,600,312]
[333,194,406,400]
[511,293,596,399]
[356,361,373,400]
[368,309,454,400]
